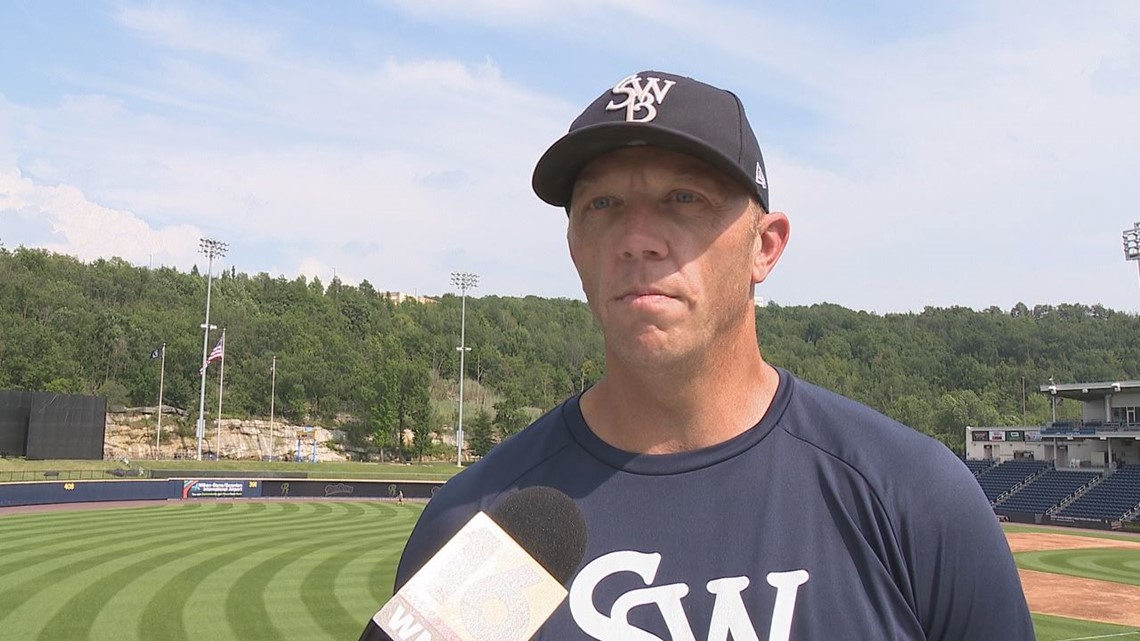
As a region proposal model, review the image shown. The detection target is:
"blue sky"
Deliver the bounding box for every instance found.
[2,1,1139,313]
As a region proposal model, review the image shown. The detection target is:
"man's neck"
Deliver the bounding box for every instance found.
[579,339,780,455]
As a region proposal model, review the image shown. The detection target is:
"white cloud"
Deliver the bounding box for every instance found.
[116,5,280,62]
[1,15,581,296]
[5,1,1139,310]
[592,2,1140,311]
[0,168,203,269]
[376,0,653,25]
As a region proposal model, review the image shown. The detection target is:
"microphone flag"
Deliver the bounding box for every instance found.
[374,512,568,641]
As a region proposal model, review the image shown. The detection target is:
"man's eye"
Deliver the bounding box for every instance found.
[588,196,614,210]
[671,191,699,204]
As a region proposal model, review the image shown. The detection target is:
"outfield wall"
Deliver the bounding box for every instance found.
[0,478,443,507]
[996,508,1139,532]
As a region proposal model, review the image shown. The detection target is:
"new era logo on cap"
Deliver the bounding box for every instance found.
[532,70,770,212]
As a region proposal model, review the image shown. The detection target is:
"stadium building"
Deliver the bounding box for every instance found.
[966,380,1140,468]
[964,380,1140,529]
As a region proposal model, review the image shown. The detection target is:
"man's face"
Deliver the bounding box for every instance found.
[567,146,770,369]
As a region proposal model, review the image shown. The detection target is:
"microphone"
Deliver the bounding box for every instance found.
[359,486,588,641]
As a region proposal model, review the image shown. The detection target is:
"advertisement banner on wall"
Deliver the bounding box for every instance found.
[1026,430,1042,442]
[259,480,440,499]
[971,431,990,442]
[180,479,259,499]
[1007,431,1025,441]
[990,430,1006,442]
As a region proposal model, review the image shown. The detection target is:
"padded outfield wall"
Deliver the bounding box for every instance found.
[0,478,444,507]
[0,390,106,460]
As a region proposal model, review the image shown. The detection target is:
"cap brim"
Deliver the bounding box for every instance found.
[532,122,756,208]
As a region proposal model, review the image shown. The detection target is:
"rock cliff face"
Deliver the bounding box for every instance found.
[103,410,349,462]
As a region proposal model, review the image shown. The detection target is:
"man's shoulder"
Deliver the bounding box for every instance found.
[779,372,969,492]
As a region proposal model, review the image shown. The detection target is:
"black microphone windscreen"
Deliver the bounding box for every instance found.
[489,486,587,585]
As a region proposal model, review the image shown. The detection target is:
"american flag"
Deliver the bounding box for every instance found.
[207,335,225,364]
[200,336,225,375]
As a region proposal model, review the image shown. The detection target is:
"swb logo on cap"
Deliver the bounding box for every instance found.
[606,73,677,123]
[531,70,771,213]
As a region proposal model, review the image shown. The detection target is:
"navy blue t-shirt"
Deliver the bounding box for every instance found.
[395,369,1035,640]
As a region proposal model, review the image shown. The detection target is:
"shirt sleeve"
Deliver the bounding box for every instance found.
[896,448,1036,640]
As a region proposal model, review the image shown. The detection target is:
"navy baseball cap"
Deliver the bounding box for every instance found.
[532,70,769,212]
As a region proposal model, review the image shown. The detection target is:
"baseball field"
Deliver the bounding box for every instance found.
[0,502,1137,640]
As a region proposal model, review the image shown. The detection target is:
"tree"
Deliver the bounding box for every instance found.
[395,361,435,461]
[465,408,497,457]
[11,245,1140,460]
[492,393,529,441]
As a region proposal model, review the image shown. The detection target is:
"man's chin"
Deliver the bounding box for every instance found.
[608,333,694,371]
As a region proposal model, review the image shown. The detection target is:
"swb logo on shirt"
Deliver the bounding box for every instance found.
[606,74,677,123]
[569,550,809,641]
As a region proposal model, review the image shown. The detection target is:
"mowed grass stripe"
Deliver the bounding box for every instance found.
[40,509,408,641]
[136,502,391,641]
[0,522,268,627]
[298,529,419,639]
[80,504,404,641]
[5,500,379,554]
[180,504,415,641]
[4,502,381,639]
[1017,548,1140,587]
[35,545,205,640]
[0,502,357,622]
[0,501,415,641]
[0,500,396,546]
[141,502,413,641]
[366,542,405,606]
[1032,612,1140,641]
[0,501,303,560]
[0,502,318,579]
[219,507,420,641]
[222,541,333,641]
[0,500,236,536]
[101,503,410,641]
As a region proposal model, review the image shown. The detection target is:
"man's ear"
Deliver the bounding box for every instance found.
[752,211,790,284]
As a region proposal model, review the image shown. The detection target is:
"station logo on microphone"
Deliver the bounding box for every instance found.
[377,512,567,641]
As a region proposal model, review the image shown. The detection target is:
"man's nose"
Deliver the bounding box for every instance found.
[616,201,667,261]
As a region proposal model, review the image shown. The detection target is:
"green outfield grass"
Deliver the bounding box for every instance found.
[0,500,423,641]
[2,502,1138,640]
[1032,613,1140,641]
[1018,548,1140,588]
[1009,525,1140,640]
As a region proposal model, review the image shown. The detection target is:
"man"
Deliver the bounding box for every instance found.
[394,71,1035,640]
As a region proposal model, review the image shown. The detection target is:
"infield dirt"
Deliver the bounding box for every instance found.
[1009,531,1140,627]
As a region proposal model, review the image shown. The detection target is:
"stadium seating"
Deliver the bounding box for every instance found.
[1054,463,1140,521]
[975,459,1051,503]
[962,458,996,476]
[993,468,1102,515]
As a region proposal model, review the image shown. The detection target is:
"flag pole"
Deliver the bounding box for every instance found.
[270,355,277,461]
[215,329,226,460]
[156,343,166,459]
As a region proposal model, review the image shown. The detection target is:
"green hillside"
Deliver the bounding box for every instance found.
[4,245,1140,454]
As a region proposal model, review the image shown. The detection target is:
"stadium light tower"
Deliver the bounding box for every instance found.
[196,237,228,460]
[1123,223,1140,291]
[451,271,479,467]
